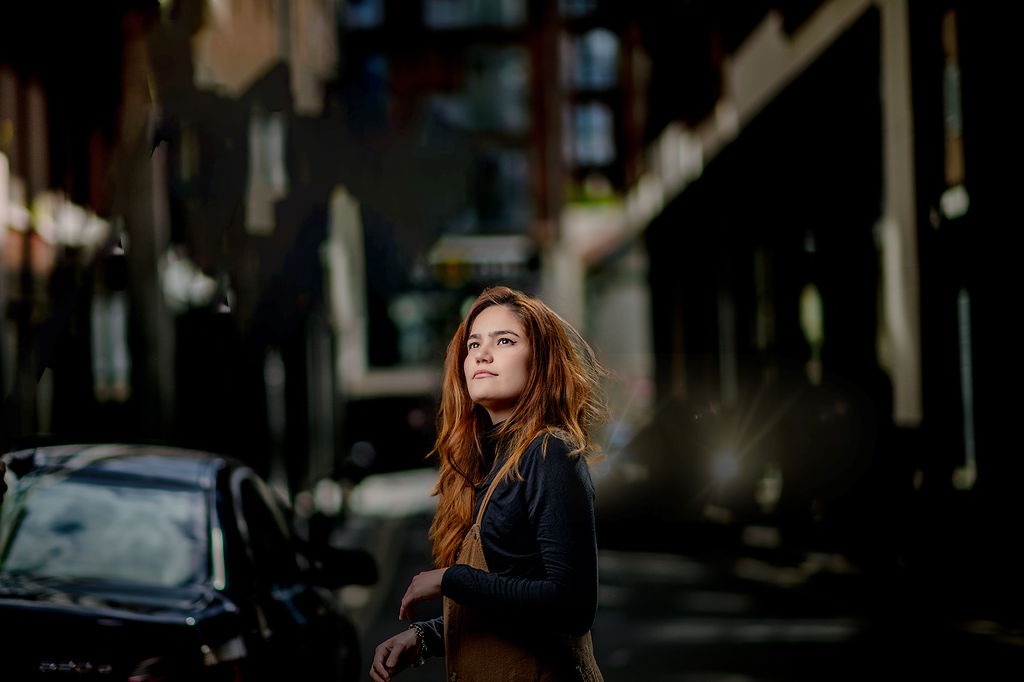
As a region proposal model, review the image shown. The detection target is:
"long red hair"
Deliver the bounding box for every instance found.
[428,286,608,567]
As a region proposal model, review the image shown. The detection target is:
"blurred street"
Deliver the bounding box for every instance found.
[339,470,1023,682]
[2,1,1018,679]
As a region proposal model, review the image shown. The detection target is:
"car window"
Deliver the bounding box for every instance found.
[237,478,300,587]
[0,479,207,588]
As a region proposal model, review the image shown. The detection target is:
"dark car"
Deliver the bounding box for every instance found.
[0,444,377,681]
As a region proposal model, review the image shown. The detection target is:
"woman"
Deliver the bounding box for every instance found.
[370,286,607,682]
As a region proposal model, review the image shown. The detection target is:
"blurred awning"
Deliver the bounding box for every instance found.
[427,233,534,286]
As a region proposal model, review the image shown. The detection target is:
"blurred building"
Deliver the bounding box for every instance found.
[1,0,653,495]
[0,0,347,498]
[2,3,138,451]
[580,0,1015,624]
[326,0,655,475]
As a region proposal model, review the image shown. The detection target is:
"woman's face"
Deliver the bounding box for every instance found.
[464,304,531,424]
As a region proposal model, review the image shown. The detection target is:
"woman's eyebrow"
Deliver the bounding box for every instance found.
[468,330,521,340]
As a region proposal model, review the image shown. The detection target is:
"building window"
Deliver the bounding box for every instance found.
[571,102,615,167]
[472,147,531,232]
[571,28,619,91]
[345,0,384,28]
[559,0,597,18]
[424,0,527,28]
[465,46,531,134]
[91,289,131,403]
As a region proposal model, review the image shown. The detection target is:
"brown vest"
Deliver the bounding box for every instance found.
[442,474,604,682]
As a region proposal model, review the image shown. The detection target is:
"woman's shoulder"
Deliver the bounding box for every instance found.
[525,430,573,454]
[519,431,595,500]
[519,431,580,474]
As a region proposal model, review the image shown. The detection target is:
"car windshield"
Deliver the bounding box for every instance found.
[0,477,208,588]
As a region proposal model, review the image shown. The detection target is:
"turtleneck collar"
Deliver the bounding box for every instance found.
[481,426,498,463]
[480,417,505,474]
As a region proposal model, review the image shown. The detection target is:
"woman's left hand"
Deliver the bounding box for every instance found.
[398,567,447,621]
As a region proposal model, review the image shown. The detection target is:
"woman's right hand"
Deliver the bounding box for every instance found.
[369,627,421,682]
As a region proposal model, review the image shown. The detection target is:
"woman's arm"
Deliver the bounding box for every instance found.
[416,615,444,657]
[369,627,420,682]
[369,616,444,681]
[399,568,447,621]
[441,438,599,636]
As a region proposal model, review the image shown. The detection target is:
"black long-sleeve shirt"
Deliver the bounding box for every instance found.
[417,432,599,657]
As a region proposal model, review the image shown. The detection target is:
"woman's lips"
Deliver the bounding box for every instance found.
[473,370,496,379]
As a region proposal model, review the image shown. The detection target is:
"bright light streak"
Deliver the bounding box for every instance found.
[210,526,226,590]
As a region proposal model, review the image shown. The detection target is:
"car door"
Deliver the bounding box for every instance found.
[231,471,341,679]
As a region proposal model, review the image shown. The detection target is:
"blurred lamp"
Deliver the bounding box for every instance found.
[314,478,344,516]
[711,452,739,483]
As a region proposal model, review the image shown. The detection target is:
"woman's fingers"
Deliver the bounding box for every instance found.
[398,579,421,620]
[385,640,406,669]
[398,584,420,620]
[370,629,419,681]
[397,568,447,621]
[370,641,394,681]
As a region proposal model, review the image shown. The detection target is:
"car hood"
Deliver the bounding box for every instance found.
[0,577,243,679]
[0,575,228,619]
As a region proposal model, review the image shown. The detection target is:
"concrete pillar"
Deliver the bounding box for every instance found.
[878,0,923,426]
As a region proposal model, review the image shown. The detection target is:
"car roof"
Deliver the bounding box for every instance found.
[3,444,232,490]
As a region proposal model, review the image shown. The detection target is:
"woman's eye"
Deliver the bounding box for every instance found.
[468,342,479,350]
[497,337,513,345]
